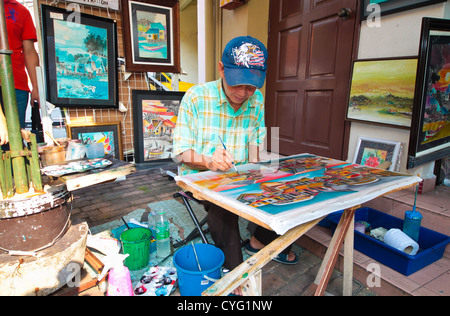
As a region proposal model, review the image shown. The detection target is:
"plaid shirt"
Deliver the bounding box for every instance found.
[173,79,266,176]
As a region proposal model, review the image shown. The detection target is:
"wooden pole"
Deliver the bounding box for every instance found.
[0,0,29,194]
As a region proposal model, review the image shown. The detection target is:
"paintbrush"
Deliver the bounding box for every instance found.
[217,136,240,175]
[191,242,202,271]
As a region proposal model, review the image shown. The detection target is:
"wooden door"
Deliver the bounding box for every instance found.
[265,0,358,160]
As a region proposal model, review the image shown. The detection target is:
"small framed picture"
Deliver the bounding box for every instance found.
[353,137,402,171]
[121,0,180,73]
[132,90,184,163]
[67,122,123,160]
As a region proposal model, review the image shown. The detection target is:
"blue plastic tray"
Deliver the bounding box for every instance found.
[327,207,450,276]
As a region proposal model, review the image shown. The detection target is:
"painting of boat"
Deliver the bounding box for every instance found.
[143,45,165,52]
[136,9,168,59]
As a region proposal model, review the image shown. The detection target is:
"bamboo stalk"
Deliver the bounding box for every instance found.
[0,1,29,194]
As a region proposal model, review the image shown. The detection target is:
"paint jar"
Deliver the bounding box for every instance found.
[41,146,66,166]
[120,228,152,271]
[403,210,422,243]
[86,143,105,159]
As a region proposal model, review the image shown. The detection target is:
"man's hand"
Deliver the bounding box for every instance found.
[206,148,234,172]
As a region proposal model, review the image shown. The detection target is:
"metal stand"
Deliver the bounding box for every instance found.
[172,191,209,247]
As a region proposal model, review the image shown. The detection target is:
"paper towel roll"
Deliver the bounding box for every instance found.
[384,228,419,256]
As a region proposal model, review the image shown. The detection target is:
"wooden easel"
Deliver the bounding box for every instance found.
[177,180,359,296]
[201,207,357,296]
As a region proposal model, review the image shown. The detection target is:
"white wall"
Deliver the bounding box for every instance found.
[350,2,449,177]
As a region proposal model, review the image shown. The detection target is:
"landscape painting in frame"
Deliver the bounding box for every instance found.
[132,90,184,163]
[121,0,180,73]
[347,57,418,128]
[41,5,118,108]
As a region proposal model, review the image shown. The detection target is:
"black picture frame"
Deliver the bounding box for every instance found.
[132,90,184,163]
[361,0,446,20]
[408,18,450,169]
[41,5,118,108]
[121,0,180,73]
[67,122,123,160]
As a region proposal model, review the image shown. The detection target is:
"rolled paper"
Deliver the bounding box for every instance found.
[384,228,419,256]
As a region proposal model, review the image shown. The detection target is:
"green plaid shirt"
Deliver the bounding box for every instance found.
[173,79,266,176]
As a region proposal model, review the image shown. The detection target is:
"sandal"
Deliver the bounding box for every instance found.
[244,244,298,265]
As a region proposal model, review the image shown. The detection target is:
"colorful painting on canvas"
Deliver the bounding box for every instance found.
[177,154,421,234]
[182,154,408,215]
[347,58,417,127]
[53,20,109,100]
[419,36,450,146]
[76,131,115,157]
[136,9,168,60]
[142,99,178,161]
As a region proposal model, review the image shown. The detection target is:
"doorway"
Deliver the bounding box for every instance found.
[265,0,359,160]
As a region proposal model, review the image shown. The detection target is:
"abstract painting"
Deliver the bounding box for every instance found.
[409,18,450,168]
[132,90,184,163]
[121,0,180,73]
[347,57,418,128]
[41,5,118,108]
[67,122,123,160]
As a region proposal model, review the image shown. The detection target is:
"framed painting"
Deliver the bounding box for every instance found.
[67,122,123,160]
[408,18,450,169]
[361,0,446,20]
[353,137,402,171]
[347,57,418,128]
[132,90,184,163]
[121,0,180,73]
[41,5,118,109]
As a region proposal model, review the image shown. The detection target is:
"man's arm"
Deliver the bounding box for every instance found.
[23,40,40,104]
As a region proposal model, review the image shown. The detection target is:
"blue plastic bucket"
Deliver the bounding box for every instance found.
[173,244,225,296]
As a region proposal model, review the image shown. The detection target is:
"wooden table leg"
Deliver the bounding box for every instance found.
[203,217,322,296]
[312,206,358,296]
[343,210,355,296]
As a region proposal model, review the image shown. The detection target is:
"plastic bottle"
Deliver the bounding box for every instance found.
[403,210,422,243]
[98,253,134,296]
[152,210,171,258]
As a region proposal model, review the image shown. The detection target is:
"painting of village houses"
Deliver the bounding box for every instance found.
[53,19,110,100]
[136,8,168,60]
[141,99,179,161]
[180,154,415,215]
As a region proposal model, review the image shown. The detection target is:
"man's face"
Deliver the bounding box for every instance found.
[218,62,257,110]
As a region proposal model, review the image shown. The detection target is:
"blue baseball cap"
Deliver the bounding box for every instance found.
[221,36,268,89]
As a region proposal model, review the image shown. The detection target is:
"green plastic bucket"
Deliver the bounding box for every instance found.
[120,228,152,271]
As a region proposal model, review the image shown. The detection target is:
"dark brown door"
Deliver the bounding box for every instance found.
[266,0,358,160]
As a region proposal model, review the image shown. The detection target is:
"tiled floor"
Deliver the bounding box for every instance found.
[68,164,449,296]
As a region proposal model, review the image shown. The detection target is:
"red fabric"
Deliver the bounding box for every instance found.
[2,0,37,91]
